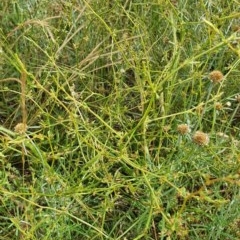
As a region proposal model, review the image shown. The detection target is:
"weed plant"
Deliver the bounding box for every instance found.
[0,0,239,239]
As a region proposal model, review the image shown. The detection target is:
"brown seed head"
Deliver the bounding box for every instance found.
[177,124,191,135]
[163,125,171,133]
[192,131,209,146]
[209,70,224,83]
[14,123,27,134]
[215,102,223,110]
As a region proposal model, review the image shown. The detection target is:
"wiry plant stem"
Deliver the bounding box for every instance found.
[21,70,27,126]
[20,70,27,176]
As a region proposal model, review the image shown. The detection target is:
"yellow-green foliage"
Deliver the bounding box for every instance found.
[0,0,239,239]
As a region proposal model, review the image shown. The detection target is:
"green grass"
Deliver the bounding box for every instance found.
[0,0,239,239]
